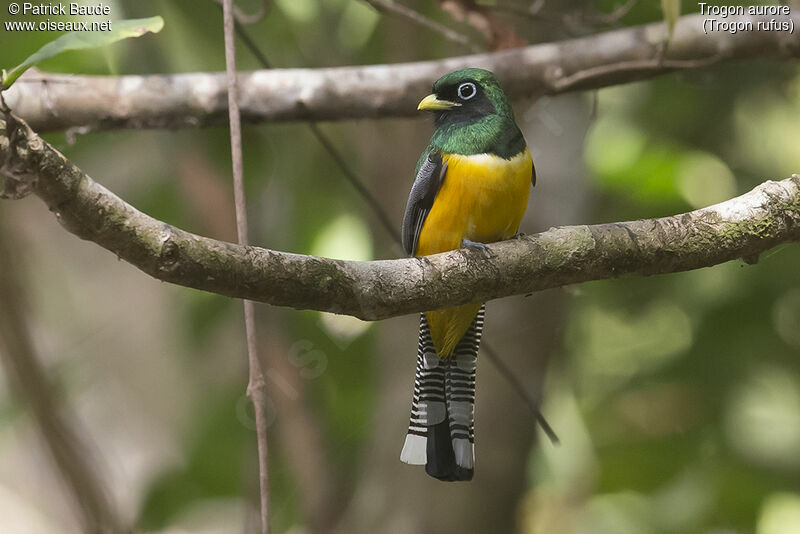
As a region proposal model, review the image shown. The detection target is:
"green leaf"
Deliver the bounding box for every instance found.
[1,16,164,89]
[660,0,681,39]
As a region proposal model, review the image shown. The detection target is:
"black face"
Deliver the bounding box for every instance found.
[433,79,495,126]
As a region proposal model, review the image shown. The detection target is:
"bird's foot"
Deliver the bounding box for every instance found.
[461,238,489,250]
[460,238,493,258]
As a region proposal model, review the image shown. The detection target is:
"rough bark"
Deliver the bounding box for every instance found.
[2,115,799,321]
[4,12,799,132]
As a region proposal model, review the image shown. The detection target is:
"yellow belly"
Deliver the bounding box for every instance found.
[416,148,532,356]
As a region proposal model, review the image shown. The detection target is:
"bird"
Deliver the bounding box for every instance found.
[399,68,535,481]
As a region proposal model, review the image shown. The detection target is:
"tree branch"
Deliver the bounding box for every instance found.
[5,12,798,132]
[2,114,799,321]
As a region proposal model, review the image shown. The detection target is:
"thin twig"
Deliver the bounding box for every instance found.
[307,122,403,246]
[0,219,125,533]
[485,2,559,21]
[213,0,270,24]
[551,54,725,92]
[362,0,480,52]
[222,1,271,532]
[486,0,635,26]
[223,12,341,525]
[439,0,528,50]
[483,344,558,444]
[234,20,272,68]
[587,0,638,25]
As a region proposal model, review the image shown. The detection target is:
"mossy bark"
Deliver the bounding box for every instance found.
[2,115,799,321]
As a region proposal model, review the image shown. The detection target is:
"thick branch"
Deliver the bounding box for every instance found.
[5,12,799,132]
[2,115,799,320]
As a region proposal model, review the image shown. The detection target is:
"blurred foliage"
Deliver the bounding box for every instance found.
[0,0,799,533]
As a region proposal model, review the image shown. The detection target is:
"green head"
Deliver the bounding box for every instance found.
[418,68,524,158]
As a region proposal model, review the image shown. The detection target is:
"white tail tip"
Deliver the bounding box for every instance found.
[400,434,427,465]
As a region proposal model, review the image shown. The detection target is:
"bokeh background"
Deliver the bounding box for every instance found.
[1,1,799,532]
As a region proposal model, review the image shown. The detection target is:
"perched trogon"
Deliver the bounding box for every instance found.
[399,68,535,481]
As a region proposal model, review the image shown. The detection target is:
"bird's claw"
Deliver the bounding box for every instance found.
[461,238,494,258]
[461,238,489,250]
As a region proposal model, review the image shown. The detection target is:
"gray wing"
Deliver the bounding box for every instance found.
[401,152,447,256]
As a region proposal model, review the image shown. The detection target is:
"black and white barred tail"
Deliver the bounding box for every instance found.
[400,306,484,481]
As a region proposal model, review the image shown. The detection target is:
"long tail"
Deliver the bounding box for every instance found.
[400,306,484,481]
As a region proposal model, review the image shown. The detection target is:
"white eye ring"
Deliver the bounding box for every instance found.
[457,82,477,100]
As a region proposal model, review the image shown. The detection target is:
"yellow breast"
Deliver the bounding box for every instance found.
[416,148,533,356]
[416,148,532,257]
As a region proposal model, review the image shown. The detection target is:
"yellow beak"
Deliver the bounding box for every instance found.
[417,93,460,111]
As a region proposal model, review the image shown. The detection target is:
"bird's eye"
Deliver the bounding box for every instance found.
[457,82,477,101]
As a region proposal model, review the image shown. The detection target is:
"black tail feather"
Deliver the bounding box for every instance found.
[425,420,464,481]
